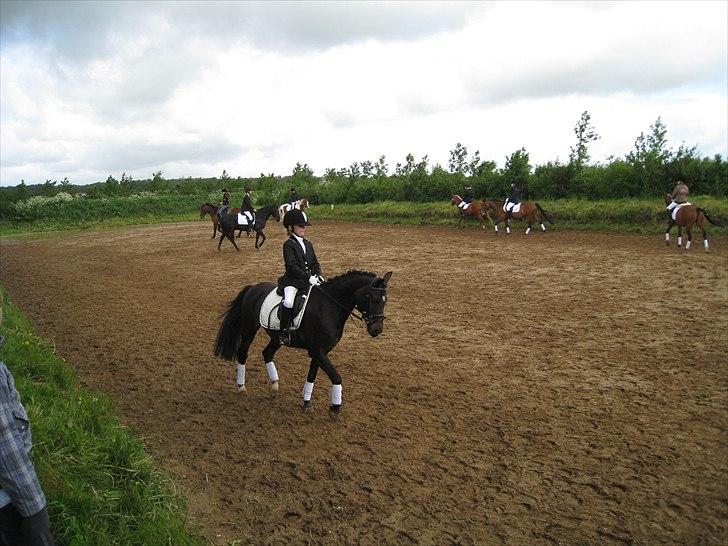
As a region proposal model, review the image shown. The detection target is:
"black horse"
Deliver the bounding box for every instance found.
[217,204,280,251]
[214,270,393,417]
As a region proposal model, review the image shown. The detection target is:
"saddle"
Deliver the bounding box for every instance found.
[237,211,255,226]
[671,203,691,221]
[259,286,313,331]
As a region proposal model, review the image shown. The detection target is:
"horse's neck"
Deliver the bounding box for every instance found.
[322,275,374,311]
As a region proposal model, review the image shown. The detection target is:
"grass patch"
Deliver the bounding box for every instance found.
[0,287,204,545]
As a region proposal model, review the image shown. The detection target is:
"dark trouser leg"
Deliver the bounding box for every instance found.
[0,505,55,546]
[279,306,294,345]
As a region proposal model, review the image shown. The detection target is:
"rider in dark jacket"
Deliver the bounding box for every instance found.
[218,188,230,218]
[505,183,520,220]
[289,188,299,207]
[458,185,475,213]
[241,187,255,224]
[277,209,322,345]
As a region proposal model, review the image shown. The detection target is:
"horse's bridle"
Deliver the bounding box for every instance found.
[314,284,387,327]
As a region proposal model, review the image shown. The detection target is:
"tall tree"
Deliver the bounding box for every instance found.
[569,110,600,170]
[448,143,468,174]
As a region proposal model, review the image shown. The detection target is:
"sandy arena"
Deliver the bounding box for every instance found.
[1,220,726,545]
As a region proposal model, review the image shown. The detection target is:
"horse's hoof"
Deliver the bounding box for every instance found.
[302,401,313,413]
[237,384,247,394]
[270,381,279,392]
[328,405,341,421]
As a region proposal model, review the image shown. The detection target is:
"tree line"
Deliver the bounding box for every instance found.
[1,114,725,217]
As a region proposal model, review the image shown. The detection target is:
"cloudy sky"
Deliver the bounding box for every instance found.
[1,0,726,187]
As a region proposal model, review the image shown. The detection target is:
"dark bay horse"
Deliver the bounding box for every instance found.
[664,194,720,251]
[217,204,280,251]
[483,199,554,235]
[200,203,222,238]
[214,270,393,418]
[451,195,488,228]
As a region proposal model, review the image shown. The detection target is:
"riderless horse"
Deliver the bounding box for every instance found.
[214,270,392,418]
[483,199,554,235]
[664,193,720,251]
[217,204,280,251]
[450,195,488,229]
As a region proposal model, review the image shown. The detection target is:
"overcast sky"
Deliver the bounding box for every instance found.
[1,0,726,187]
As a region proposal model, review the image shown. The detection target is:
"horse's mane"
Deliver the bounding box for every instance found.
[202,202,216,208]
[322,270,376,286]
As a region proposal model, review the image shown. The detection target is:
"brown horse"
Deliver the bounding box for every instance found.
[664,194,720,251]
[483,199,554,235]
[450,195,488,228]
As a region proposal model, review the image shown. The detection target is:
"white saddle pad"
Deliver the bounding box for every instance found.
[461,202,470,210]
[237,213,249,226]
[504,202,521,213]
[671,203,691,221]
[259,287,312,330]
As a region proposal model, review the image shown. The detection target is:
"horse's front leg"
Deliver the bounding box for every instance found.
[677,226,683,248]
[255,231,265,249]
[212,220,218,238]
[310,349,343,419]
[665,220,674,245]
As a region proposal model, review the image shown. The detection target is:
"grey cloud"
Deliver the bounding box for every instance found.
[1,1,486,59]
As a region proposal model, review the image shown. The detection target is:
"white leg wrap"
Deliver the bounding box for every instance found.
[266,361,279,382]
[494,225,498,232]
[525,227,531,235]
[678,236,682,246]
[686,240,691,250]
[665,233,670,242]
[506,226,511,234]
[302,381,315,401]
[704,239,709,249]
[540,223,546,231]
[236,363,245,386]
[331,384,342,406]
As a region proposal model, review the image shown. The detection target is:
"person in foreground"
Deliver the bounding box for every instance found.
[0,294,55,546]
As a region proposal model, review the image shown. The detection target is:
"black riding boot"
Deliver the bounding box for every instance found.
[279,306,294,346]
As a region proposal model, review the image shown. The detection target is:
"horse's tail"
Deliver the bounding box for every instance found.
[697,208,722,227]
[214,285,252,360]
[536,203,555,224]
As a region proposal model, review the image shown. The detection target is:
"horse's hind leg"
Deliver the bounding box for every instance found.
[261,338,282,392]
[685,227,693,250]
[677,227,683,248]
[525,220,532,235]
[234,325,261,394]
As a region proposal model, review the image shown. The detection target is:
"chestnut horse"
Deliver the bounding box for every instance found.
[483,199,554,235]
[664,194,720,251]
[200,202,222,238]
[450,195,488,228]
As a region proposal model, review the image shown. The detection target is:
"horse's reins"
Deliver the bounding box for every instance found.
[312,284,386,326]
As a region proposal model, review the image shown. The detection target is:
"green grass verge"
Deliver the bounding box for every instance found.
[1,197,727,236]
[0,287,204,546]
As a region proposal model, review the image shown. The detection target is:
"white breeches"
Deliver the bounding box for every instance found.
[283,286,298,308]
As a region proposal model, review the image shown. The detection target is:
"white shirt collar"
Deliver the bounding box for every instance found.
[292,233,306,254]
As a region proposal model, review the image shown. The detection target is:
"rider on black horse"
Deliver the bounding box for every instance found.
[241,186,255,225]
[278,209,323,346]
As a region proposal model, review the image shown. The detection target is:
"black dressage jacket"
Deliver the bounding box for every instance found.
[278,236,322,291]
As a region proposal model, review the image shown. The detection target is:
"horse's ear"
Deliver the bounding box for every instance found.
[382,271,393,285]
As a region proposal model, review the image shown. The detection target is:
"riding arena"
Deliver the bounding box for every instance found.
[0,218,725,544]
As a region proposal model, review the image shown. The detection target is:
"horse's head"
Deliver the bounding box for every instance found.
[355,271,393,337]
[451,195,461,206]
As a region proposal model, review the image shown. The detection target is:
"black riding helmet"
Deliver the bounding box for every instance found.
[283,209,310,228]
[222,188,229,193]
[245,186,252,192]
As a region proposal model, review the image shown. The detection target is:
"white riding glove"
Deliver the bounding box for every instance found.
[309,275,321,286]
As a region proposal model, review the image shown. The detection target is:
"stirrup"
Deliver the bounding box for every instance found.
[279,329,294,346]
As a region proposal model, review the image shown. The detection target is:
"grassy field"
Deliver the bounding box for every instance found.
[1,196,727,236]
[0,288,204,545]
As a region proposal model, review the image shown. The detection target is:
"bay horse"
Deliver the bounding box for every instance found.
[200,203,223,238]
[450,195,488,228]
[217,204,280,251]
[664,194,721,251]
[483,199,554,235]
[214,270,393,418]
